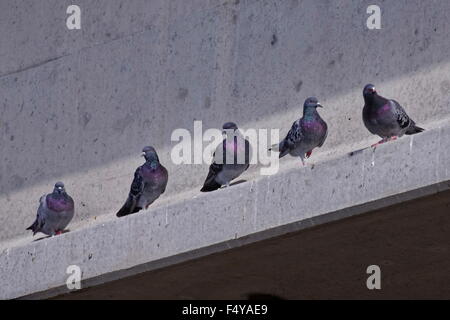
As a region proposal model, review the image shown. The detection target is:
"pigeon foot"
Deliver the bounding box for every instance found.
[371,139,386,148]
[371,136,398,148]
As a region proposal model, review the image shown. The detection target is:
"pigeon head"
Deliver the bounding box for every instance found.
[222,122,238,135]
[363,84,377,97]
[142,146,159,163]
[222,122,238,130]
[53,182,66,195]
[303,97,323,113]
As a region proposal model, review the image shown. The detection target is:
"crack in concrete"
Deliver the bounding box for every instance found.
[0,27,152,79]
[0,1,231,80]
[0,55,67,79]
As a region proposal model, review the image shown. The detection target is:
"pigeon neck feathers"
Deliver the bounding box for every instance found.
[303,106,320,120]
[47,193,73,211]
[145,159,160,170]
[144,152,160,169]
[51,189,68,199]
[364,92,388,108]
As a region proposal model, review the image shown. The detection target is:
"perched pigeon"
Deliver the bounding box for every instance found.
[201,122,251,192]
[116,146,168,217]
[27,182,75,236]
[272,97,328,164]
[363,84,424,147]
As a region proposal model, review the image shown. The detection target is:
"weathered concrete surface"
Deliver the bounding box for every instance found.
[54,189,450,300]
[1,0,450,243]
[1,123,450,299]
[1,0,450,299]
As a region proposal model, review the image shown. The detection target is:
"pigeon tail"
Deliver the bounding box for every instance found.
[405,124,424,135]
[269,141,289,158]
[200,180,222,192]
[278,140,290,158]
[116,197,142,217]
[26,219,39,235]
[278,148,290,158]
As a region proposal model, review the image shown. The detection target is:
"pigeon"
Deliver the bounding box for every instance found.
[116,146,168,217]
[27,182,75,236]
[362,84,424,147]
[271,97,328,165]
[201,122,251,192]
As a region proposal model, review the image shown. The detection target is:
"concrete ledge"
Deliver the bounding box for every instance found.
[52,189,450,299]
[1,121,449,300]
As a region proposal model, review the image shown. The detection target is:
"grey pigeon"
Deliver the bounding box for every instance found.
[27,182,75,236]
[272,97,328,164]
[363,84,424,147]
[116,146,168,217]
[201,122,251,192]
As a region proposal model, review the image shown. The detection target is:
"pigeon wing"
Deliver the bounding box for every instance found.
[201,140,226,192]
[200,155,223,192]
[318,120,328,148]
[116,167,145,217]
[27,195,47,235]
[390,99,411,130]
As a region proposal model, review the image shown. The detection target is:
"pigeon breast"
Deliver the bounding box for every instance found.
[47,195,74,212]
[141,164,167,185]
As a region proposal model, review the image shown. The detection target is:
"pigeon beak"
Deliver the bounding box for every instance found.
[141,152,146,157]
[316,103,323,108]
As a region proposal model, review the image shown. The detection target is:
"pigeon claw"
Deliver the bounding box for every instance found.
[371,141,381,148]
[306,151,313,159]
[371,136,398,148]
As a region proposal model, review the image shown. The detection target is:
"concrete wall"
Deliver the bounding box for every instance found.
[1,0,450,243]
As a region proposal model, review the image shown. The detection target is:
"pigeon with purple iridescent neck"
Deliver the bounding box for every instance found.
[27,182,75,236]
[201,122,251,192]
[271,97,328,165]
[362,84,424,147]
[116,146,168,217]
